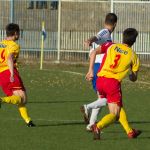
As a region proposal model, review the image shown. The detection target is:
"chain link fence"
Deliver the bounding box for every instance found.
[0,0,150,64]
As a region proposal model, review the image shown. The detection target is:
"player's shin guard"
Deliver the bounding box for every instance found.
[18,104,31,123]
[1,95,21,105]
[97,113,116,129]
[119,107,133,134]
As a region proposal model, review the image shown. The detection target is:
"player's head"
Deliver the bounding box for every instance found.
[6,23,20,40]
[123,28,138,47]
[105,13,117,32]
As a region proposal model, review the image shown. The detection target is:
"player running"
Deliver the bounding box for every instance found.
[0,23,35,127]
[81,13,141,139]
[86,28,141,140]
[81,12,117,131]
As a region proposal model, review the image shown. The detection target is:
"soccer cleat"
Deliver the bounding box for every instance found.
[91,124,101,140]
[86,124,92,132]
[80,105,89,124]
[128,129,142,139]
[27,121,36,127]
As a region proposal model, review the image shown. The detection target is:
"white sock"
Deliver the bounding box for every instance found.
[86,98,107,109]
[89,108,100,125]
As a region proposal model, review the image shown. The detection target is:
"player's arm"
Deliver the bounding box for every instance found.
[85,46,102,81]
[84,36,98,48]
[86,42,112,81]
[7,53,14,82]
[129,52,140,82]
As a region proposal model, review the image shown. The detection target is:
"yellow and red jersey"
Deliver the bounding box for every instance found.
[0,40,20,73]
[97,42,140,82]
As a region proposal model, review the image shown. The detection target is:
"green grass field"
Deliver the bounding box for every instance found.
[0,63,149,150]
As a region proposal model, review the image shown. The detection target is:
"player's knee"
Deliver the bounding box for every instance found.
[110,110,120,121]
[21,97,27,104]
[115,110,121,121]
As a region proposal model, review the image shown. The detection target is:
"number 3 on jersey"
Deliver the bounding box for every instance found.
[110,54,121,69]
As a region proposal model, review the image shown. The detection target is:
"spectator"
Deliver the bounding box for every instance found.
[50,1,58,10]
[28,1,47,9]
[36,1,47,9]
[27,0,34,9]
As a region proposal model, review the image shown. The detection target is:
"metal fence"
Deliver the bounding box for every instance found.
[0,0,150,64]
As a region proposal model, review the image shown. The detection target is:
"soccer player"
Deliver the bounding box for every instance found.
[81,13,117,131]
[81,13,139,139]
[86,28,141,140]
[0,23,35,127]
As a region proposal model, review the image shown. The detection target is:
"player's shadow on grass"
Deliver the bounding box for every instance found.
[129,121,150,124]
[28,100,87,104]
[102,136,150,141]
[115,121,150,125]
[35,121,150,139]
[35,121,85,127]
[36,120,150,128]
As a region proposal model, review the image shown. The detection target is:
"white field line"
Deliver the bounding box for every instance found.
[62,70,85,76]
[62,70,150,85]
[40,69,150,85]
[41,69,85,76]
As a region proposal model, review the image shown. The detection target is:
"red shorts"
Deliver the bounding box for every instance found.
[0,68,25,96]
[96,77,122,106]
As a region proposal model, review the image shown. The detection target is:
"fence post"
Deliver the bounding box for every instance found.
[111,0,114,40]
[111,0,114,13]
[10,0,14,23]
[57,0,61,63]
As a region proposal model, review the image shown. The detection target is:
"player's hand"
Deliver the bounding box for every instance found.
[10,75,14,82]
[85,71,93,81]
[129,72,137,82]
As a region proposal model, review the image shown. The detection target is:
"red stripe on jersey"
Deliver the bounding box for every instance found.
[101,42,113,53]
[97,42,114,74]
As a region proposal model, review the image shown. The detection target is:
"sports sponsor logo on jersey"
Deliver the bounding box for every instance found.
[114,46,128,55]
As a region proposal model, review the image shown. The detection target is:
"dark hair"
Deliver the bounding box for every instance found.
[123,28,138,47]
[6,23,20,36]
[105,13,117,25]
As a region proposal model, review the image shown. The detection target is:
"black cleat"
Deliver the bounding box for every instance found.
[27,121,36,127]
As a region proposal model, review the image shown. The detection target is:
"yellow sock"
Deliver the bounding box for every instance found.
[1,95,21,105]
[119,107,133,134]
[18,104,31,123]
[97,113,117,129]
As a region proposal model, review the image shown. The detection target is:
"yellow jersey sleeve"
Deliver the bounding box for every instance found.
[0,40,20,72]
[7,43,20,59]
[131,51,140,72]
